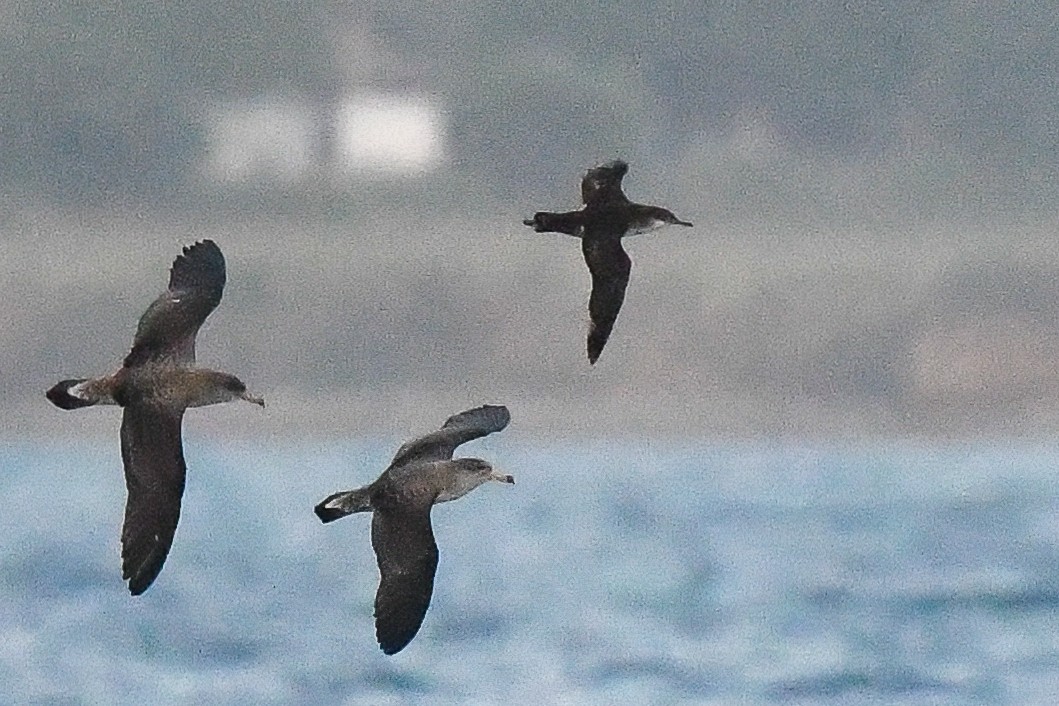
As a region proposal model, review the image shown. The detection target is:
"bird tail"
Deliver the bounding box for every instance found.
[523,211,584,236]
[314,487,373,523]
[46,379,102,410]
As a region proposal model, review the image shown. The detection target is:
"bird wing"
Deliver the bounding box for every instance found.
[581,160,629,205]
[582,237,632,364]
[119,404,187,595]
[388,405,511,467]
[523,210,585,236]
[371,505,439,654]
[124,240,226,368]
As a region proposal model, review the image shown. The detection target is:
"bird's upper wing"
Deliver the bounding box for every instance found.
[581,160,629,206]
[124,240,226,368]
[582,236,632,364]
[119,404,187,595]
[371,504,439,654]
[388,405,510,467]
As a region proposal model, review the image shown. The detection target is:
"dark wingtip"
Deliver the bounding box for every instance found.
[587,333,605,364]
[377,629,416,655]
[314,497,346,524]
[46,379,93,410]
[184,239,222,259]
[379,641,406,655]
[124,563,162,596]
[474,404,512,428]
[170,239,226,293]
[591,158,628,172]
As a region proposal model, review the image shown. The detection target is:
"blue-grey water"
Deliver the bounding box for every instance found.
[4,437,1059,705]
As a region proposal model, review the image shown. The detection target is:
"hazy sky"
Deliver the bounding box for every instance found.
[6,2,1059,440]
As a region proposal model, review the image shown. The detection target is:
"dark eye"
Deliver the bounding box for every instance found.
[226,378,246,393]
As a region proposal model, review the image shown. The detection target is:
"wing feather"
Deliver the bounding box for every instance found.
[371,507,439,654]
[389,405,510,467]
[582,237,632,364]
[119,405,187,595]
[124,240,226,368]
[581,160,629,205]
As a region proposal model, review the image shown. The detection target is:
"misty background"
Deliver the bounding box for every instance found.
[5,1,1059,440]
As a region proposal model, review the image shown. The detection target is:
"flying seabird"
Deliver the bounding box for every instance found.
[314,404,514,655]
[523,160,693,363]
[46,240,264,595]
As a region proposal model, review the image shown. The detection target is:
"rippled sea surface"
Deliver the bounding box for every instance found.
[3,437,1059,705]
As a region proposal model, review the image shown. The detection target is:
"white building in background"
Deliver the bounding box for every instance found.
[333,92,445,176]
[202,98,316,184]
[201,92,447,184]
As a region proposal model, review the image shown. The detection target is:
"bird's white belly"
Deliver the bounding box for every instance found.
[627,218,667,236]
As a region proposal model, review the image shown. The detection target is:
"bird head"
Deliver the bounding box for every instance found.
[214,373,265,407]
[628,206,694,235]
[456,457,515,485]
[655,207,693,228]
[434,458,514,504]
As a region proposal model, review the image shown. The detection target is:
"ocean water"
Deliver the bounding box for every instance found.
[3,437,1059,705]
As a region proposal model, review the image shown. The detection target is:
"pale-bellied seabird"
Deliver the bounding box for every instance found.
[314,404,514,655]
[524,160,693,363]
[46,240,264,595]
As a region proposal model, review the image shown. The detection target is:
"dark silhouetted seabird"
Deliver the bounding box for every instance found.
[523,160,693,363]
[46,240,264,595]
[314,405,514,655]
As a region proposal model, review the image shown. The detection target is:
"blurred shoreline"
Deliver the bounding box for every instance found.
[8,196,1059,442]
